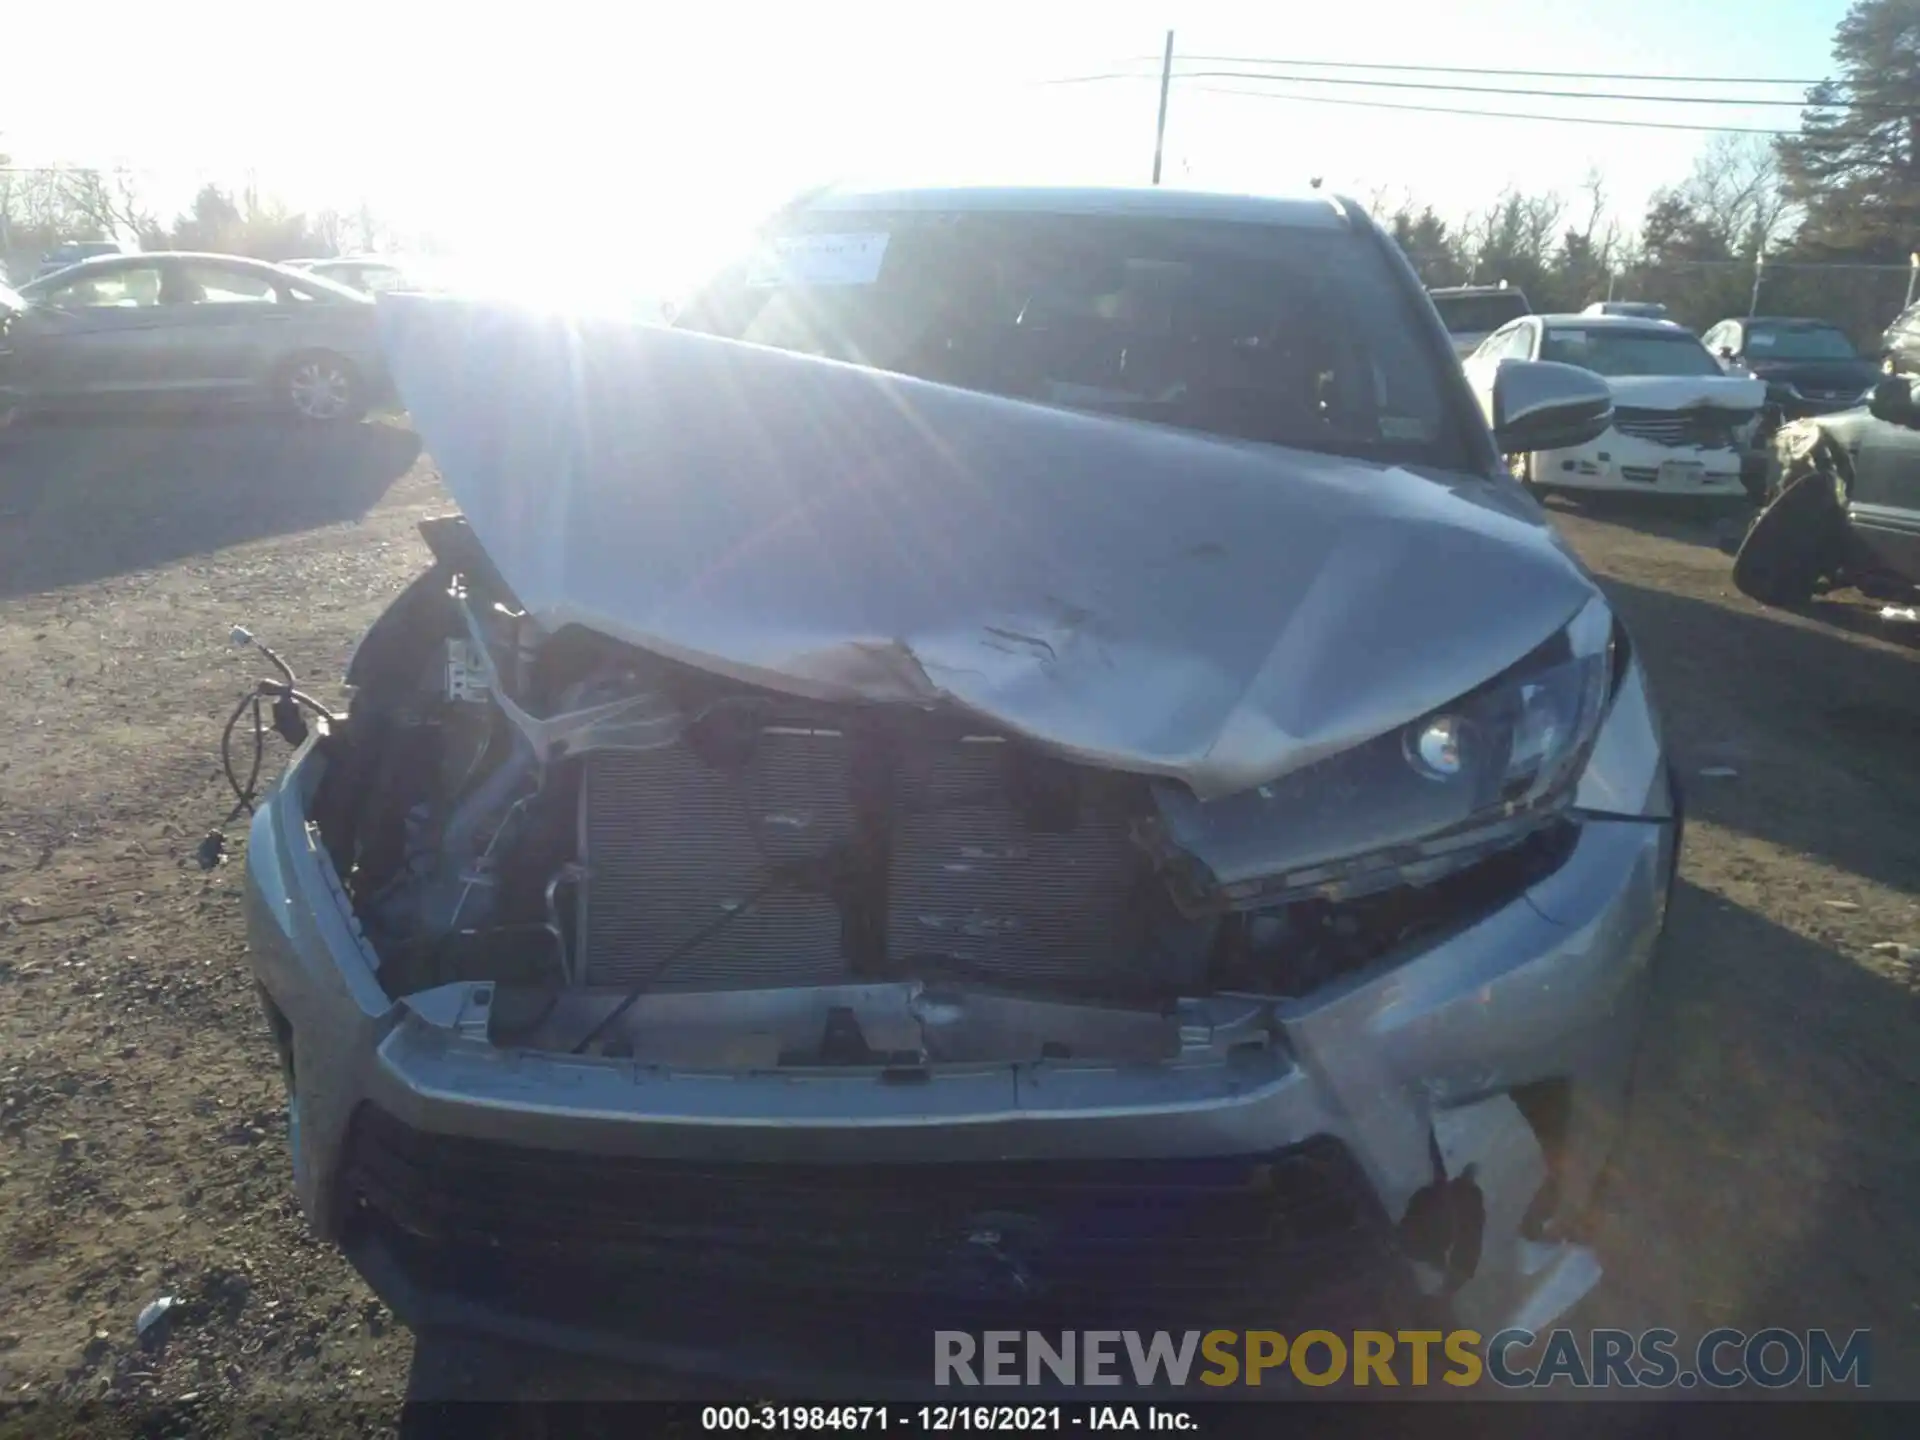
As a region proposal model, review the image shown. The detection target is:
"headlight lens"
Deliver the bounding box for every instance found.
[1146,596,1617,911]
[1398,595,1613,814]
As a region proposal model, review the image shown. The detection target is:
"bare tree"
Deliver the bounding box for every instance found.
[1669,135,1795,258]
[1463,188,1565,285]
[1,167,98,263]
[57,168,156,244]
[309,208,350,256]
[1576,168,1608,243]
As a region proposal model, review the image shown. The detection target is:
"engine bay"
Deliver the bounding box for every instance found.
[301,517,1578,1068]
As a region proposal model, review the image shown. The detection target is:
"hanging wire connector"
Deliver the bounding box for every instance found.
[218,626,342,824]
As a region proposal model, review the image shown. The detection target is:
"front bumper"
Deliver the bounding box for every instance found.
[1536,429,1746,496]
[247,720,1676,1391]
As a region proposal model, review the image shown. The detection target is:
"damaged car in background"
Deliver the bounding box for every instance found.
[243,185,1680,1392]
[1464,313,1767,500]
[1733,373,1920,611]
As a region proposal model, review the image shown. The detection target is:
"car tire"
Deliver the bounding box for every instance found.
[1731,465,1846,609]
[279,350,366,423]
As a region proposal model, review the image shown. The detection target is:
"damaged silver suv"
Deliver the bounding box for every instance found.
[245,185,1678,1391]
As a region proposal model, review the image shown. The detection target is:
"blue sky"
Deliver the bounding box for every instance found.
[6,0,1854,285]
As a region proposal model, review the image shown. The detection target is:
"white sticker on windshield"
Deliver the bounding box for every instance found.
[1747,331,1776,349]
[745,232,891,288]
[1380,416,1434,441]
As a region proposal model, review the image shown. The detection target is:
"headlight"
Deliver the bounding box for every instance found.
[1145,596,1617,912]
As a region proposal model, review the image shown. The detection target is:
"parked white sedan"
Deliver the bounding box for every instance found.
[1464,314,1765,498]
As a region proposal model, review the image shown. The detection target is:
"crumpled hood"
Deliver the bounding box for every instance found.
[378,294,1599,801]
[1603,374,1767,410]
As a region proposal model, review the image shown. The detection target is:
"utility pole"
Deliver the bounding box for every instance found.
[1151,30,1175,185]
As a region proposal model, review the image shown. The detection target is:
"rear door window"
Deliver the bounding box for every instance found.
[170,264,278,305]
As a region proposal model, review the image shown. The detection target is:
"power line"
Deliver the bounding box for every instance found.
[1046,68,1872,112]
[1188,85,1797,136]
[1173,70,1850,110]
[1123,54,1831,87]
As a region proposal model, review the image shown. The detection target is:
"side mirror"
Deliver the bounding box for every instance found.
[1868,375,1920,429]
[1489,359,1614,455]
[1717,346,1735,362]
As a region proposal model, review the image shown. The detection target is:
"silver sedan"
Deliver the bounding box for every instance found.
[2,252,390,422]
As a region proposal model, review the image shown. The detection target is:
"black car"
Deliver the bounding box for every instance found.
[1732,375,1920,609]
[1703,316,1880,421]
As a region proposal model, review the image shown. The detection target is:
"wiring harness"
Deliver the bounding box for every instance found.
[220,626,341,825]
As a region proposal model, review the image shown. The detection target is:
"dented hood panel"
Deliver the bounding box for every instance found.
[1603,374,1767,410]
[379,295,1599,800]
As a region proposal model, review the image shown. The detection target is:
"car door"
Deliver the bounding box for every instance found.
[17,262,174,400]
[153,259,296,396]
[1843,405,1920,580]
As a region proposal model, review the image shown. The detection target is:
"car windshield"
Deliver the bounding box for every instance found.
[1539,325,1723,378]
[1745,324,1859,362]
[677,209,1468,469]
[1430,291,1530,334]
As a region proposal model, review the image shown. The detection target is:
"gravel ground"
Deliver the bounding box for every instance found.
[0,417,1916,1423]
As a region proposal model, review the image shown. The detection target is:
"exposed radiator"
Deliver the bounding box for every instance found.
[578,720,1204,993]
[578,722,855,990]
[887,736,1161,987]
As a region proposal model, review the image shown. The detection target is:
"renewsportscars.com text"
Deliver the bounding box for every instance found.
[933,1328,1872,1389]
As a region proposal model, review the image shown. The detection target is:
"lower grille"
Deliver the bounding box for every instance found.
[342,1106,1416,1338]
[1612,407,1752,448]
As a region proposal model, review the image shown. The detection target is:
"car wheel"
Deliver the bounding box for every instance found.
[1731,466,1846,608]
[280,351,366,423]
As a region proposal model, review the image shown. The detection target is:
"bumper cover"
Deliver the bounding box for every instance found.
[1537,431,1746,496]
[247,736,1673,1387]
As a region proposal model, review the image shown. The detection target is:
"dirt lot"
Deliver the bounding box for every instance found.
[1,416,1918,1417]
